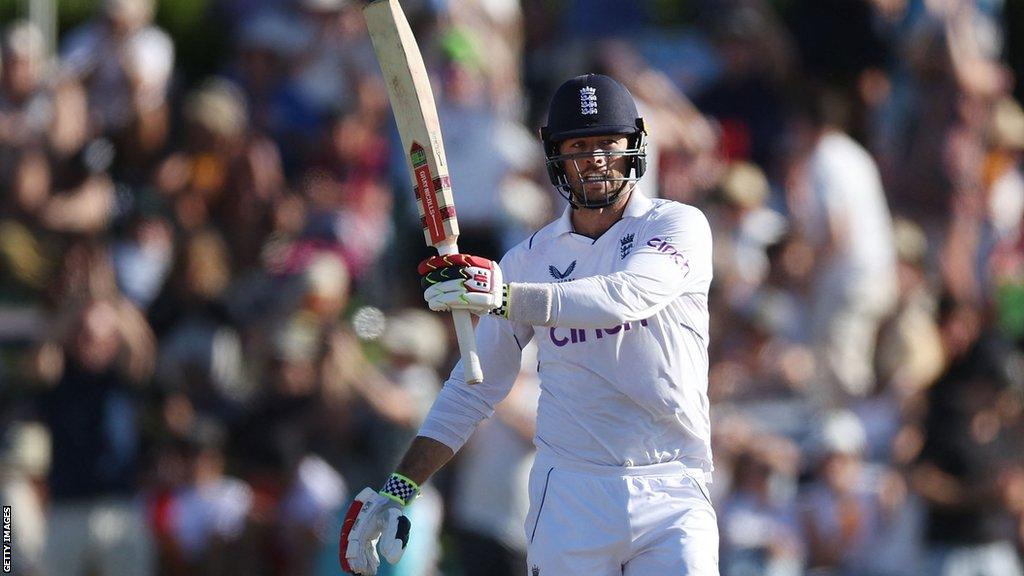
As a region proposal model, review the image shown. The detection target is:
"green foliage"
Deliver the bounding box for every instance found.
[0,0,222,83]
[0,0,94,31]
[154,0,206,32]
[646,0,696,26]
[997,281,1024,340]
[153,0,223,82]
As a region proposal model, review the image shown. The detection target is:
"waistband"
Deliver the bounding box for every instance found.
[534,452,710,483]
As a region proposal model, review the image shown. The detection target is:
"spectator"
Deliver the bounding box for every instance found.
[229,9,318,163]
[859,219,944,465]
[37,298,156,576]
[167,419,254,576]
[60,0,174,140]
[151,229,249,423]
[441,0,526,117]
[874,219,945,400]
[945,95,1024,310]
[0,21,52,145]
[112,215,175,310]
[799,410,918,576]
[787,87,898,406]
[430,27,540,257]
[709,161,788,308]
[300,163,392,282]
[292,0,379,119]
[278,453,348,576]
[156,76,280,254]
[694,2,795,168]
[912,326,1024,576]
[718,437,803,576]
[879,0,1011,235]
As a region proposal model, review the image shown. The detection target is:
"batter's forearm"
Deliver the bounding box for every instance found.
[510,271,682,328]
[394,436,456,486]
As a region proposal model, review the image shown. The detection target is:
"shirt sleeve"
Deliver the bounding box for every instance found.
[417,252,536,453]
[549,204,712,328]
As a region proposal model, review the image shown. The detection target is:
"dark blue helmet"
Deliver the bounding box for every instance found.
[540,74,647,208]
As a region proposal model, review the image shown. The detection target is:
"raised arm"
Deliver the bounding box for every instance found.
[421,204,713,329]
[542,204,712,327]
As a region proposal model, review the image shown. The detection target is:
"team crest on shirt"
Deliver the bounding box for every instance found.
[532,566,540,576]
[620,233,635,259]
[548,260,576,281]
[579,86,597,115]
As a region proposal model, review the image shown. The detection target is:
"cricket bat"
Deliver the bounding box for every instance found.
[363,0,484,384]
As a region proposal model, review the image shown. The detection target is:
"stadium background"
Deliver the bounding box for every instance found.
[0,0,1023,575]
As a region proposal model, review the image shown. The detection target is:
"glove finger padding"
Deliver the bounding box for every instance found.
[379,507,411,564]
[419,255,504,316]
[421,266,466,290]
[423,280,501,313]
[417,254,492,275]
[339,487,408,575]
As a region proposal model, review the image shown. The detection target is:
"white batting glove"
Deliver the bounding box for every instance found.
[339,475,418,575]
[418,254,507,317]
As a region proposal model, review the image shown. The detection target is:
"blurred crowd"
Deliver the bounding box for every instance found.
[0,0,1022,575]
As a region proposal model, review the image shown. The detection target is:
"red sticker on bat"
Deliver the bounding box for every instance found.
[411,142,445,245]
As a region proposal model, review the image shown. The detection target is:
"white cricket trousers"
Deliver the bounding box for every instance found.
[524,454,719,576]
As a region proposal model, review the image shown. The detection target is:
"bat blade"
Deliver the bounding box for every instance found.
[364,0,458,250]
[364,0,483,384]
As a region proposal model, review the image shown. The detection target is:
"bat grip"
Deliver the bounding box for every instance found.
[437,243,484,384]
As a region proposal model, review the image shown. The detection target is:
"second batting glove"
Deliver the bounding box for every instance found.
[339,474,418,575]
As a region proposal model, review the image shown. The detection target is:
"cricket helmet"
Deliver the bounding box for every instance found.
[540,73,647,208]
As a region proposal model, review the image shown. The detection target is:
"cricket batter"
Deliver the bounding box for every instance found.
[341,73,718,575]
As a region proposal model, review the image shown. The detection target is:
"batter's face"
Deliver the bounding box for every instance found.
[558,135,631,205]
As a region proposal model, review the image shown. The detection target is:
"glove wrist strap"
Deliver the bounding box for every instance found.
[492,283,511,318]
[380,473,420,506]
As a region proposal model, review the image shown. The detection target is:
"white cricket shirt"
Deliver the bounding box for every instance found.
[418,191,714,472]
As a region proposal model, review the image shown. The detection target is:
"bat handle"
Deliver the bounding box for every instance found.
[437,243,484,384]
[453,310,483,384]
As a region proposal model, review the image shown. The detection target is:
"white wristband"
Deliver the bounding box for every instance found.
[506,282,554,326]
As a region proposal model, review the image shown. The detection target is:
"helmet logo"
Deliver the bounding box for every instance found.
[579,86,598,115]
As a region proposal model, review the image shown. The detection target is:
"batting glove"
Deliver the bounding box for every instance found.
[339,474,419,575]
[419,254,508,317]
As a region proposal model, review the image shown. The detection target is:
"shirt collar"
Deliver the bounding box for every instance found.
[552,188,654,236]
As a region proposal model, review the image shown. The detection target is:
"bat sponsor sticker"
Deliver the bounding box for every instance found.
[411,142,445,244]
